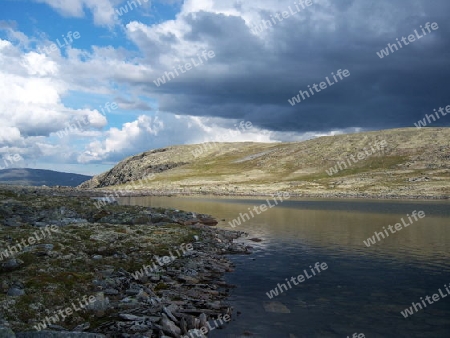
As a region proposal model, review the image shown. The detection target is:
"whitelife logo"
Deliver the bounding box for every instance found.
[0,153,23,170]
[347,334,365,338]
[376,22,439,59]
[414,104,450,128]
[114,0,150,18]
[251,0,314,34]
[363,211,425,247]
[401,284,450,318]
[37,31,81,55]
[266,262,328,299]
[56,116,89,139]
[131,243,194,280]
[228,192,290,228]
[288,69,350,106]
[325,140,387,176]
[153,50,215,87]
[99,101,119,116]
[181,313,231,338]
[0,225,59,261]
[33,294,97,331]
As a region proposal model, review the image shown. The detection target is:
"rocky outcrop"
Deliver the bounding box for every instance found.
[79,147,188,189]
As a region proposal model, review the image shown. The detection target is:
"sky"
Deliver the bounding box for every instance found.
[0,0,449,175]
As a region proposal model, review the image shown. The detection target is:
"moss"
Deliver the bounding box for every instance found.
[25,271,93,294]
[14,294,39,322]
[154,282,169,291]
[0,190,18,199]
[17,252,38,266]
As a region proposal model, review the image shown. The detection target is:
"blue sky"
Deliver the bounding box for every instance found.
[0,0,448,175]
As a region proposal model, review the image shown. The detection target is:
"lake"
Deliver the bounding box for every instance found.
[119,196,450,338]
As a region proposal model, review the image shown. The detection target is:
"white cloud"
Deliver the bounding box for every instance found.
[0,39,12,50]
[0,126,22,144]
[34,0,117,26]
[35,0,86,17]
[0,41,107,136]
[77,112,336,163]
[0,37,109,167]
[21,52,58,76]
[184,116,274,143]
[79,115,163,162]
[1,0,390,174]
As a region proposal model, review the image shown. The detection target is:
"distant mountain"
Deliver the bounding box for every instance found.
[79,127,450,199]
[0,168,92,187]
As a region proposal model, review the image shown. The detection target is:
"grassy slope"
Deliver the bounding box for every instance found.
[82,128,450,198]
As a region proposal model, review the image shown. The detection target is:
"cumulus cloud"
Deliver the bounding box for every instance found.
[0,39,107,137]
[0,36,108,167]
[79,115,164,163]
[77,113,334,163]
[1,0,449,173]
[0,126,22,145]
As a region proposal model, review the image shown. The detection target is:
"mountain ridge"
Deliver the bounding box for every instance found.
[0,168,92,187]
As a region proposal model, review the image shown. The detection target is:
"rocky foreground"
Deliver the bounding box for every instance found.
[0,187,250,337]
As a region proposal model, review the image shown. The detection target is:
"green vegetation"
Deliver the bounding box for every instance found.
[0,189,204,331]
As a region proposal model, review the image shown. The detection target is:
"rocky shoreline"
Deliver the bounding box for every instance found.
[89,189,449,200]
[8,185,448,201]
[0,187,251,337]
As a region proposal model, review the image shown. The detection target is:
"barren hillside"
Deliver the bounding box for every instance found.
[79,128,450,199]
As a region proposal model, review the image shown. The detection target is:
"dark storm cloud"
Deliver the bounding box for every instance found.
[146,0,450,133]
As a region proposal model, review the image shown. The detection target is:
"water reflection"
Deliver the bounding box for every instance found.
[119,196,450,337]
[120,196,450,266]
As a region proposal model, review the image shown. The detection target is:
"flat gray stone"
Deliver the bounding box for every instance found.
[7,288,25,297]
[1,259,22,270]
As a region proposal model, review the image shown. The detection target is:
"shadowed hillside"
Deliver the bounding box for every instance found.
[79,128,450,199]
[0,168,92,187]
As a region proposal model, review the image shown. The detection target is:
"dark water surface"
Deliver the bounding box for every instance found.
[119,196,450,338]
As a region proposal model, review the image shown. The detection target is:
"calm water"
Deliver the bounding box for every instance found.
[119,196,450,338]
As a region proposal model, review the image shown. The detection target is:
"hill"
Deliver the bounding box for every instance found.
[79,128,450,199]
[0,168,92,187]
